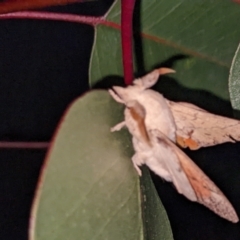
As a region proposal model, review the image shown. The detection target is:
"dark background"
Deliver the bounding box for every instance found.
[0,1,240,239]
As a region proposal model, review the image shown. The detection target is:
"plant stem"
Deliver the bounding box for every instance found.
[0,11,104,26]
[0,0,82,14]
[0,141,49,149]
[121,0,136,85]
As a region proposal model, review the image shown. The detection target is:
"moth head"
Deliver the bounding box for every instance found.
[112,86,131,103]
[133,68,175,89]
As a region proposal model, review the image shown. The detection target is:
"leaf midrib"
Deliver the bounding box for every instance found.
[99,20,229,68]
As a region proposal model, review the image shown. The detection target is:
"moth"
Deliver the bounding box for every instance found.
[109,68,239,223]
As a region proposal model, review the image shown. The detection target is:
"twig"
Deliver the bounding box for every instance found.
[0,141,49,149]
[0,0,83,14]
[0,11,105,26]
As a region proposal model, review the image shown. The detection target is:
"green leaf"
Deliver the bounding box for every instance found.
[30,91,173,240]
[90,0,240,101]
[141,168,174,240]
[229,43,240,111]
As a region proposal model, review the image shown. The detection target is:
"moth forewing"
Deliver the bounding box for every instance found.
[151,129,239,223]
[177,151,239,223]
[168,100,240,149]
[148,130,197,201]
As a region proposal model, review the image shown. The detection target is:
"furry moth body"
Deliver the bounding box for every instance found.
[109,68,239,223]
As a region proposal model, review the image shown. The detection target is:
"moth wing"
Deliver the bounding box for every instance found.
[147,131,197,202]
[167,100,240,150]
[151,129,239,223]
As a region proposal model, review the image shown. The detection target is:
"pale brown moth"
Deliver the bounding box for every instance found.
[109,68,239,223]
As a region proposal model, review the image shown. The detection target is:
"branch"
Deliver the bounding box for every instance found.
[0,141,49,149]
[0,11,105,26]
[0,0,84,14]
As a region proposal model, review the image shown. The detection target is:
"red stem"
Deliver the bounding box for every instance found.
[0,0,82,14]
[121,0,136,85]
[0,11,104,26]
[0,141,49,149]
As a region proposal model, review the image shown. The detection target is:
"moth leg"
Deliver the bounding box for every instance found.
[133,162,142,176]
[111,121,126,132]
[108,89,124,104]
[132,153,147,176]
[176,135,199,150]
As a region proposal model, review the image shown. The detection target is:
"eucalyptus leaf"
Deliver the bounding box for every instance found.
[90,0,240,101]
[141,168,174,240]
[30,91,173,240]
[229,43,240,111]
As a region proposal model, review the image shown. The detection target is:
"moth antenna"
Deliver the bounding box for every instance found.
[136,68,175,89]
